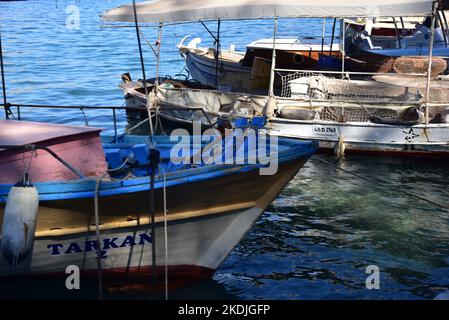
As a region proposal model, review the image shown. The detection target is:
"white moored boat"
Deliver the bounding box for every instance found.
[111,0,449,157]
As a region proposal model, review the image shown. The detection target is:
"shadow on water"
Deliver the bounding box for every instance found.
[0,276,237,300]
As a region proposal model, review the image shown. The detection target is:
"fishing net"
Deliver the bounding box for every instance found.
[277,71,424,103]
[319,106,399,122]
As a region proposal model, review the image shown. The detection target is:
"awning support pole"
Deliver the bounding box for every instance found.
[329,18,336,55]
[321,18,326,54]
[132,0,154,143]
[132,0,157,295]
[156,23,163,85]
[392,17,402,49]
[440,9,449,47]
[437,9,448,47]
[268,17,278,97]
[341,19,345,78]
[425,2,438,125]
[215,19,221,87]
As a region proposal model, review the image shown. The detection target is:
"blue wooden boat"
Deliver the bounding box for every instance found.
[0,120,317,291]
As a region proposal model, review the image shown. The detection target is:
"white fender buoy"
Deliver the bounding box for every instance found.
[334,135,346,160]
[1,175,39,267]
[262,96,277,117]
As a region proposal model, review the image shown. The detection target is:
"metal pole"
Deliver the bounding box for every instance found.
[268,17,278,97]
[132,0,154,143]
[0,28,9,119]
[155,23,163,85]
[132,0,157,294]
[341,19,345,78]
[215,19,221,87]
[321,18,326,54]
[392,17,402,49]
[441,9,449,47]
[113,108,118,143]
[399,17,406,32]
[329,18,337,55]
[437,9,448,47]
[425,2,438,125]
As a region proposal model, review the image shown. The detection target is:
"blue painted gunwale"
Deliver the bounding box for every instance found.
[0,135,318,203]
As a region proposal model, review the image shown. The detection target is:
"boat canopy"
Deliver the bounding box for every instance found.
[101,0,435,24]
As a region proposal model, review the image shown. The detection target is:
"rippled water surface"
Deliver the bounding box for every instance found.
[1,0,449,300]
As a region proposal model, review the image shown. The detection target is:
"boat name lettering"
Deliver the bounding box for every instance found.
[46,233,152,259]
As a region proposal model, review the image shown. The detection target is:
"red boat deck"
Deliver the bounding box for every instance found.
[0,120,108,183]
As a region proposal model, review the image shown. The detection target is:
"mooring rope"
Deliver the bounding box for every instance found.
[314,155,449,211]
[92,157,139,300]
[80,107,89,126]
[161,167,169,300]
[22,145,36,179]
[94,175,107,300]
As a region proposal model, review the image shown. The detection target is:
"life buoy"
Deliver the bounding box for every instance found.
[293,53,305,66]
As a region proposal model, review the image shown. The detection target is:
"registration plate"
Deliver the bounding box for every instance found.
[312,125,337,136]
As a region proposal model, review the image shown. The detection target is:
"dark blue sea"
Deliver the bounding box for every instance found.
[1,0,449,300]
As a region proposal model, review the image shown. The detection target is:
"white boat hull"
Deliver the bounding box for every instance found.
[267,119,449,155]
[184,51,251,90]
[0,206,263,281]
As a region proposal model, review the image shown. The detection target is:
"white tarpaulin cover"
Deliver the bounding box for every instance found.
[101,0,435,23]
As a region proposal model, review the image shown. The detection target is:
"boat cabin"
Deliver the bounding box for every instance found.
[0,120,108,184]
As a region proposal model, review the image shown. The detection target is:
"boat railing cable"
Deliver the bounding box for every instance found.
[80,107,89,126]
[0,103,214,139]
[0,27,13,120]
[138,29,158,57]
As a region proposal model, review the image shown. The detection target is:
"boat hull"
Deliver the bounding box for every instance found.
[185,50,251,90]
[267,119,449,156]
[0,158,307,287]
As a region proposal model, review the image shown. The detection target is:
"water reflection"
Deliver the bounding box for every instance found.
[215,156,449,299]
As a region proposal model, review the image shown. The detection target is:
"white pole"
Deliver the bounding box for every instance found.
[268,17,278,97]
[321,18,326,54]
[425,2,438,124]
[156,23,163,85]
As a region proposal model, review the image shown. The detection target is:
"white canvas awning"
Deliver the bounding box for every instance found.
[101,0,435,24]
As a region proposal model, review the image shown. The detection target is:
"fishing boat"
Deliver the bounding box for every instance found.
[0,119,317,291]
[106,0,449,157]
[346,11,449,73]
[120,78,449,156]
[178,12,449,91]
[178,35,342,92]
